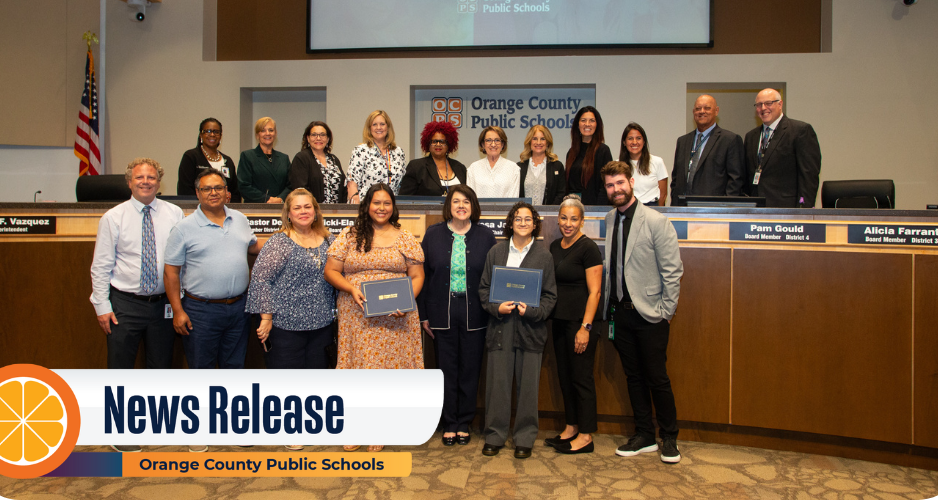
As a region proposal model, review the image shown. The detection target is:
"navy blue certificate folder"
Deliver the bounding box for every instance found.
[361,277,416,318]
[488,266,543,307]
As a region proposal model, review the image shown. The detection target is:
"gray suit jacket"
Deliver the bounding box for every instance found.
[670,124,745,202]
[601,202,683,323]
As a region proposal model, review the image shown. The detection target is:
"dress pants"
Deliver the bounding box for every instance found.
[611,306,678,439]
[181,295,249,369]
[266,324,333,369]
[433,294,486,433]
[551,319,599,433]
[107,290,175,369]
[483,347,543,448]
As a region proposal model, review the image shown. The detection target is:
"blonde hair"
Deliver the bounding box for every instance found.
[519,125,559,162]
[280,188,329,238]
[254,117,277,146]
[362,110,396,149]
[125,157,164,182]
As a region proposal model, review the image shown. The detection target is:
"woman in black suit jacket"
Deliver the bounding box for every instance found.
[565,106,613,205]
[419,184,496,446]
[289,121,347,204]
[399,121,466,196]
[518,125,565,205]
[177,117,241,202]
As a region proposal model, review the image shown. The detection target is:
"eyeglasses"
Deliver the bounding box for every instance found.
[514,217,534,224]
[198,185,227,194]
[753,100,780,109]
[308,133,328,139]
[201,129,221,136]
[430,139,448,146]
[484,138,502,144]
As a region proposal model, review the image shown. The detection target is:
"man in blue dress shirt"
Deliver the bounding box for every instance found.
[164,168,262,369]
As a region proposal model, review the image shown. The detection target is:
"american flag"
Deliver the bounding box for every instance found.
[75,50,100,176]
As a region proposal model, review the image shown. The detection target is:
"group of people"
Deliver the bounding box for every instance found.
[91,147,684,462]
[175,88,820,210]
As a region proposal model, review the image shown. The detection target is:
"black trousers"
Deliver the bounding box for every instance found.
[551,319,599,433]
[433,294,486,433]
[265,324,333,369]
[107,290,175,369]
[611,306,678,439]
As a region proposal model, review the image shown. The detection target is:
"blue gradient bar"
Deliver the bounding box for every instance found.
[44,452,123,477]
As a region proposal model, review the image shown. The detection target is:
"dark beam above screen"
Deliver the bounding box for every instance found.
[307,0,712,53]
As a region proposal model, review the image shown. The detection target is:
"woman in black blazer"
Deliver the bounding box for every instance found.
[289,121,347,204]
[177,117,241,202]
[518,125,565,205]
[399,121,466,196]
[419,184,496,446]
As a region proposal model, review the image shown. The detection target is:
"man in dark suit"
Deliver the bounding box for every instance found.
[743,88,822,208]
[670,94,745,204]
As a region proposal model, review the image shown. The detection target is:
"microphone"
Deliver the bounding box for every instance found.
[34,190,41,203]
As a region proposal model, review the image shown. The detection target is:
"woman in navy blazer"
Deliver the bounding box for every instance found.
[419,184,496,446]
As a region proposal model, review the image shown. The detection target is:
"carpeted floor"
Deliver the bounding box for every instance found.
[2,432,937,499]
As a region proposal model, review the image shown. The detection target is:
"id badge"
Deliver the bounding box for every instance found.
[164,304,174,319]
[608,305,615,340]
[752,171,761,185]
[221,166,230,178]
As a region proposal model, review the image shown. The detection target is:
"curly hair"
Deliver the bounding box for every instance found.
[419,121,459,154]
[300,121,333,154]
[125,157,164,183]
[502,201,541,240]
[354,183,400,253]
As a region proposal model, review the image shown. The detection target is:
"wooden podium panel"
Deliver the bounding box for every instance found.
[732,249,913,443]
[914,254,938,448]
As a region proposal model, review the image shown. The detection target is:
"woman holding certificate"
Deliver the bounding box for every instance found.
[478,202,557,460]
[546,194,603,455]
[324,183,425,452]
[419,185,496,447]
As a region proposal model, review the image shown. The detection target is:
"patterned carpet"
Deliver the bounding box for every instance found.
[2,432,937,499]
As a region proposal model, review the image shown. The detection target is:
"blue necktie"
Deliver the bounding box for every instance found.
[758,127,772,165]
[140,205,158,295]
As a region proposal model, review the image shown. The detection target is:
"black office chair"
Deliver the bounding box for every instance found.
[820,180,895,209]
[76,174,132,202]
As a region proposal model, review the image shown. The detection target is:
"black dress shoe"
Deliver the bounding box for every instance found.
[544,433,578,448]
[555,441,594,455]
[442,435,456,446]
[482,443,502,456]
[457,434,471,446]
[514,446,532,459]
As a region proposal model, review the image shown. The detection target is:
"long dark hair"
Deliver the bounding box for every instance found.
[619,122,651,176]
[197,117,221,148]
[354,183,400,253]
[301,121,333,154]
[565,106,605,187]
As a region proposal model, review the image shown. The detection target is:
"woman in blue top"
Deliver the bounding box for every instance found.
[419,185,496,446]
[246,187,336,374]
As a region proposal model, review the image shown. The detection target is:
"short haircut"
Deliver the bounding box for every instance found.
[558,193,585,219]
[478,126,508,154]
[362,110,397,150]
[125,157,164,183]
[254,117,276,136]
[197,117,222,148]
[280,188,329,238]
[600,160,634,181]
[443,184,481,224]
[503,201,541,240]
[194,168,227,191]
[420,121,459,154]
[301,121,333,154]
[519,125,558,162]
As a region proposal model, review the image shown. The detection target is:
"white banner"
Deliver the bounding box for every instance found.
[56,370,442,446]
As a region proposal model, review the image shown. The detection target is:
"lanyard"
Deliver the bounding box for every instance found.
[378,146,391,183]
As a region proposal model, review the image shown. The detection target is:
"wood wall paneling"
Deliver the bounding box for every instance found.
[732,249,913,444]
[914,254,938,448]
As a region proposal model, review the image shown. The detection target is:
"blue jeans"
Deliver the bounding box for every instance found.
[181,295,248,369]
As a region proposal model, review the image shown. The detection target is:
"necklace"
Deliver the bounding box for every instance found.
[201,146,222,162]
[265,153,273,163]
[305,244,323,268]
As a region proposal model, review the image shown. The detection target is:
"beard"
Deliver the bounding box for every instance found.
[609,188,634,207]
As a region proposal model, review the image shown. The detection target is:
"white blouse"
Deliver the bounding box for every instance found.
[630,155,669,204]
[466,156,520,199]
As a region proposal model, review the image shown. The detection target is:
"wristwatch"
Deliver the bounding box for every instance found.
[581,323,592,331]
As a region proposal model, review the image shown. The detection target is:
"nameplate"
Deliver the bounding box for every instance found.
[489,266,543,308]
[0,216,56,235]
[361,277,416,318]
[246,216,283,235]
[729,222,826,243]
[670,220,688,240]
[847,224,938,247]
[323,216,357,236]
[478,217,508,237]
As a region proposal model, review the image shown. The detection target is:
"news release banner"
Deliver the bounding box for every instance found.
[57,370,442,446]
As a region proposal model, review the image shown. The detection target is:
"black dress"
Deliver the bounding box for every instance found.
[565,143,613,205]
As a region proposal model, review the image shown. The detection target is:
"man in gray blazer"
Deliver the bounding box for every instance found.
[601,160,683,463]
[670,94,745,203]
